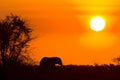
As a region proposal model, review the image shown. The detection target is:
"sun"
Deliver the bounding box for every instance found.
[90,17,105,31]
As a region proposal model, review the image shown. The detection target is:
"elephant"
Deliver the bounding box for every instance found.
[39,57,63,72]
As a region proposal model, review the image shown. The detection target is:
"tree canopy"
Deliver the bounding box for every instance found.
[0,14,33,66]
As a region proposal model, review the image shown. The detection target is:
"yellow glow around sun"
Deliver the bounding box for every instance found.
[90,17,105,31]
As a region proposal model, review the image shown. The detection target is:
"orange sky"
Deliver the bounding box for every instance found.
[1,0,120,65]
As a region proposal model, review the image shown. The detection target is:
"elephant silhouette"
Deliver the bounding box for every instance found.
[39,57,63,72]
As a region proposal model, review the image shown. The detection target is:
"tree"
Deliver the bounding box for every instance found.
[0,14,33,67]
[112,56,120,65]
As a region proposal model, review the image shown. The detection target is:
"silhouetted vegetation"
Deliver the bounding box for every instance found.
[0,14,33,67]
[0,14,34,80]
[113,56,120,65]
[0,64,120,80]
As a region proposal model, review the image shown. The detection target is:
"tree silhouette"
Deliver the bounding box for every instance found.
[0,14,33,67]
[112,56,120,65]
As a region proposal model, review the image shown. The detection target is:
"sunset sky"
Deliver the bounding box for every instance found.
[1,0,120,65]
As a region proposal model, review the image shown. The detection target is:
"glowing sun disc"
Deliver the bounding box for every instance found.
[90,17,105,31]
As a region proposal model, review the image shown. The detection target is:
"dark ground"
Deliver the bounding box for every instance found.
[0,64,120,80]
